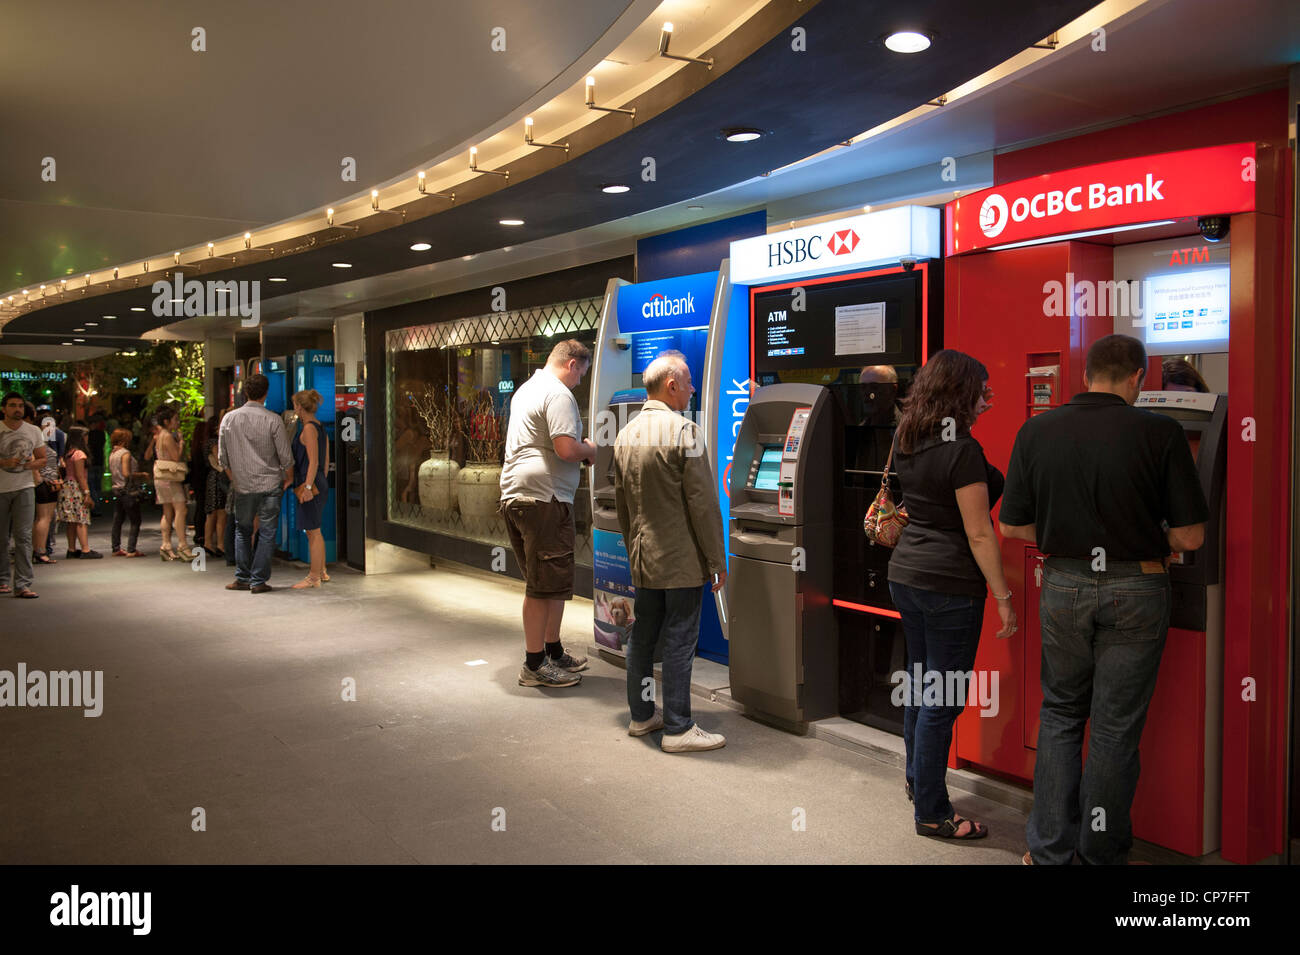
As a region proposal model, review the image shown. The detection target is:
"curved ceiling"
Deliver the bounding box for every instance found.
[0,0,656,289]
[4,0,1100,349]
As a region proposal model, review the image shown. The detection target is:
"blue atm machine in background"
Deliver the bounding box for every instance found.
[291,349,337,565]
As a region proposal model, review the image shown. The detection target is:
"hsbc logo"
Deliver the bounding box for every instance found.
[980,194,1009,238]
[827,229,859,255]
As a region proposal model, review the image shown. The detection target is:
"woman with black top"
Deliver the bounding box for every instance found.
[886,349,1016,840]
[289,389,329,589]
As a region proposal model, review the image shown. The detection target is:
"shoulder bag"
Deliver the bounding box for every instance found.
[863,438,909,548]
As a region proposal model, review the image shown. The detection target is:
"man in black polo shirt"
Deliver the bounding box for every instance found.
[999,334,1207,865]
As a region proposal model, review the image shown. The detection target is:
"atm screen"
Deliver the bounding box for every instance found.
[753,271,921,376]
[753,446,783,490]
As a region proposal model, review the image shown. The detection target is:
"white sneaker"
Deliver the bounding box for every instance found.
[628,707,664,737]
[661,724,726,753]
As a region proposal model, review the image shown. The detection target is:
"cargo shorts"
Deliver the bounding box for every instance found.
[500,497,575,600]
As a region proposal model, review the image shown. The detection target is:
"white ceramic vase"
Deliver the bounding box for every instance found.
[456,463,503,519]
[417,450,459,512]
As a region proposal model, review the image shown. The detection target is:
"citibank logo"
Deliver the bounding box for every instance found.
[979,194,1009,238]
[642,291,695,319]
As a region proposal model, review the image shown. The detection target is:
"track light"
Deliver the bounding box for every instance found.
[524,116,568,152]
[244,232,252,249]
[371,190,380,211]
[326,207,358,232]
[658,22,713,68]
[585,76,635,117]
[469,147,510,179]
[208,242,215,257]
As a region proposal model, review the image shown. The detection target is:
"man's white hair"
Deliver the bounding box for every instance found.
[643,350,689,395]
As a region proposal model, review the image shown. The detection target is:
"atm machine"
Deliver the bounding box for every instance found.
[291,349,337,564]
[727,383,838,724]
[337,386,365,571]
[588,270,741,661]
[1125,389,1227,854]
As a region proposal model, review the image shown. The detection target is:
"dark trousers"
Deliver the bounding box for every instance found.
[111,490,141,552]
[1026,559,1171,865]
[232,489,281,587]
[626,585,704,735]
[889,581,985,825]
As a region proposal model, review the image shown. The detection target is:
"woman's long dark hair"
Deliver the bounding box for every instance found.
[895,350,988,453]
[65,425,90,457]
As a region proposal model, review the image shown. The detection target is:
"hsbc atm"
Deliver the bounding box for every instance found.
[727,383,838,724]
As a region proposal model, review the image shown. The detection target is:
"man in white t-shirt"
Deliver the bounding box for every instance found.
[499,340,597,688]
[0,392,49,598]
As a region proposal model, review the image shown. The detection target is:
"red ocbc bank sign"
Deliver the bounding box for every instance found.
[946,142,1257,255]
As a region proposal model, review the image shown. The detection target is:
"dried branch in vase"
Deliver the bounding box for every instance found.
[409,387,452,450]
[465,390,505,464]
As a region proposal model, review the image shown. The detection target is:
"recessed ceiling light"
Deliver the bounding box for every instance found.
[332,262,352,268]
[85,322,98,326]
[499,218,524,226]
[601,184,630,194]
[721,127,764,143]
[73,327,85,332]
[410,242,432,252]
[130,306,145,312]
[462,254,476,261]
[268,277,287,283]
[74,338,85,342]
[102,314,116,319]
[62,341,73,345]
[884,31,932,53]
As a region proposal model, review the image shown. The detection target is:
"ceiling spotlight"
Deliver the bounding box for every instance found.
[207,242,215,257]
[658,21,714,68]
[332,262,353,268]
[601,184,630,194]
[102,314,116,319]
[410,242,432,252]
[327,207,335,226]
[585,75,636,117]
[130,306,146,312]
[371,189,380,212]
[268,277,288,283]
[722,127,764,143]
[74,338,85,342]
[73,327,85,332]
[884,31,932,53]
[244,232,253,249]
[85,322,98,326]
[499,218,524,227]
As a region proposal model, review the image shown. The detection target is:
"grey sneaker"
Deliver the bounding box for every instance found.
[628,707,664,737]
[661,724,726,753]
[551,650,589,673]
[518,659,581,688]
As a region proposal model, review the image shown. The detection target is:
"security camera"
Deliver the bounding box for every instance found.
[1197,216,1229,242]
[612,336,631,351]
[899,256,918,271]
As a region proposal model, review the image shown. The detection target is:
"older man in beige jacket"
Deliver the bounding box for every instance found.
[613,351,727,753]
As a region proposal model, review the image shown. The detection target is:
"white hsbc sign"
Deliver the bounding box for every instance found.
[729,205,940,285]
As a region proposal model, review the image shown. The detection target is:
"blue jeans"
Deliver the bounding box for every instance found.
[231,489,282,587]
[1027,558,1170,865]
[627,586,703,735]
[889,581,985,824]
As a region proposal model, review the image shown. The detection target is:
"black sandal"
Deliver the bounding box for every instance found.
[916,815,988,840]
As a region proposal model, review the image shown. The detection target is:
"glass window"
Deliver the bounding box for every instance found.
[385,297,601,567]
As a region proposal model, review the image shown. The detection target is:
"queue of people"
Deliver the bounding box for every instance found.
[884,334,1207,864]
[1,376,334,599]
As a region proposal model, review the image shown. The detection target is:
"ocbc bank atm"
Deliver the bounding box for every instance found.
[727,383,839,724]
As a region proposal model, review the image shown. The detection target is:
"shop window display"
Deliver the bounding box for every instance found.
[385,298,600,566]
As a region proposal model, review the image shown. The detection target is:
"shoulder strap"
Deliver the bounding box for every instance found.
[880,433,898,488]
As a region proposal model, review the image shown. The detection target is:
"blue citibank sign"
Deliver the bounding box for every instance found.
[615,271,718,334]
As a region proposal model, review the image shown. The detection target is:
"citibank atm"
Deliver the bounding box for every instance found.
[727,383,838,724]
[589,270,745,661]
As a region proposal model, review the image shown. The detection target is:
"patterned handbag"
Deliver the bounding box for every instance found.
[863,438,909,547]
